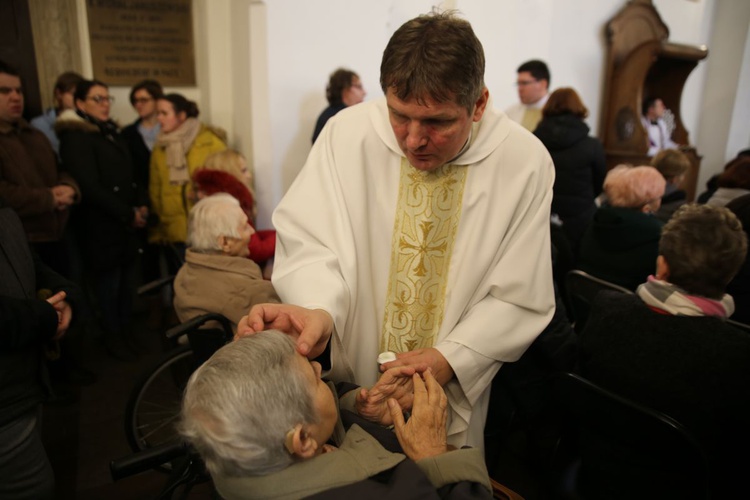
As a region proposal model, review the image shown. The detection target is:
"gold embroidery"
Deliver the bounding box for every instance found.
[381,159,467,354]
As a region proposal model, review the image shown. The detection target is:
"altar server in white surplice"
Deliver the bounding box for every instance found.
[238,11,556,449]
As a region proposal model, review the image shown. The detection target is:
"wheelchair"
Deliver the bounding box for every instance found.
[123,312,233,457]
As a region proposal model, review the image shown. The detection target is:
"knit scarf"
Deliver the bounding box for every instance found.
[636,276,735,318]
[156,117,201,184]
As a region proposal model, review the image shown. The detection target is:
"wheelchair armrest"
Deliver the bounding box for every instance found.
[110,440,188,481]
[166,312,234,342]
[136,275,175,296]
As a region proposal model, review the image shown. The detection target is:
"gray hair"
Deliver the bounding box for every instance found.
[179,331,317,477]
[186,193,246,252]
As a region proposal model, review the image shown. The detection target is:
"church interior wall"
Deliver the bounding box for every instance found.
[42,0,750,229]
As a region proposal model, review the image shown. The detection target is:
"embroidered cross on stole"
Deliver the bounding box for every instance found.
[380,159,467,355]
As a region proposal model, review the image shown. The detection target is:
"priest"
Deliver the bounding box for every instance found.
[239,11,555,449]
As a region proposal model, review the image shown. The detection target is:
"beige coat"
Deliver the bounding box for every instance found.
[173,249,280,331]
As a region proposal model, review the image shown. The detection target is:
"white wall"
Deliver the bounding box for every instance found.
[694,0,750,190]
[264,0,630,224]
[71,0,749,228]
[263,0,749,226]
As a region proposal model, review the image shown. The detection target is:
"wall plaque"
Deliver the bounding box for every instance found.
[86,0,196,86]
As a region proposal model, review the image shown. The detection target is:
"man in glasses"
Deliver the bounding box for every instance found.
[504,59,551,131]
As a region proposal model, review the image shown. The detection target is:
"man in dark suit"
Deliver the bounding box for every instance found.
[0,199,79,499]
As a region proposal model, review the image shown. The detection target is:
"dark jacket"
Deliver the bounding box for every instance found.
[726,193,750,324]
[0,119,80,242]
[312,103,346,144]
[655,183,687,223]
[577,205,663,290]
[55,111,146,271]
[0,204,80,426]
[579,291,750,498]
[534,114,606,247]
[120,119,152,192]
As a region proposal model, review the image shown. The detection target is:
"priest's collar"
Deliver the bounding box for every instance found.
[447,122,478,165]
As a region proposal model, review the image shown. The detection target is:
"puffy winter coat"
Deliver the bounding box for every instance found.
[149,125,226,244]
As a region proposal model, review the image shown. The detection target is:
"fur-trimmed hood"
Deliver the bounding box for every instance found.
[54,109,120,136]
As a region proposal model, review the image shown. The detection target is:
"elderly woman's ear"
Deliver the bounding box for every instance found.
[286,424,320,459]
[217,235,231,253]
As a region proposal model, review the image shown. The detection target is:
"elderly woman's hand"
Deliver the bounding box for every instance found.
[387,369,448,460]
[355,364,428,425]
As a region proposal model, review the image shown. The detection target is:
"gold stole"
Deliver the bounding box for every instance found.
[380,159,467,354]
[521,107,542,131]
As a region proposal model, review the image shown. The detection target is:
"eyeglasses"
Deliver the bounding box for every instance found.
[350,83,364,90]
[515,80,538,87]
[133,97,153,104]
[87,95,114,104]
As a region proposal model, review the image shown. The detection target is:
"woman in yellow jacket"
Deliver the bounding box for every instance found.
[150,93,226,264]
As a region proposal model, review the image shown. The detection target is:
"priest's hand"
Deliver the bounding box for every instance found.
[236,304,333,359]
[356,364,428,425]
[379,347,454,386]
[388,369,448,460]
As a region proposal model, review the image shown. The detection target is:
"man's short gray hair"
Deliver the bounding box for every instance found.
[186,193,246,253]
[179,331,317,477]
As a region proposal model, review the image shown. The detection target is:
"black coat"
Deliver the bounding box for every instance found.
[121,119,152,191]
[56,115,147,271]
[580,291,750,498]
[577,206,663,290]
[535,114,606,248]
[0,204,80,425]
[312,103,346,144]
[726,193,750,323]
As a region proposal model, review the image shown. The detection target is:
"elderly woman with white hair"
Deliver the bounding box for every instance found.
[577,165,666,290]
[179,331,493,499]
[173,193,279,331]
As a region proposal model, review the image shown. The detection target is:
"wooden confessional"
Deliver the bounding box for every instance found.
[599,0,708,200]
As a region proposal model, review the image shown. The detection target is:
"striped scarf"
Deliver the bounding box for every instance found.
[637,276,734,318]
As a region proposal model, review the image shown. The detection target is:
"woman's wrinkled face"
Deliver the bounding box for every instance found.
[157,99,187,133]
[295,353,337,451]
[222,206,254,257]
[77,85,111,122]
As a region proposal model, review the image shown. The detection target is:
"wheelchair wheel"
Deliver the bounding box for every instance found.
[125,345,197,458]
